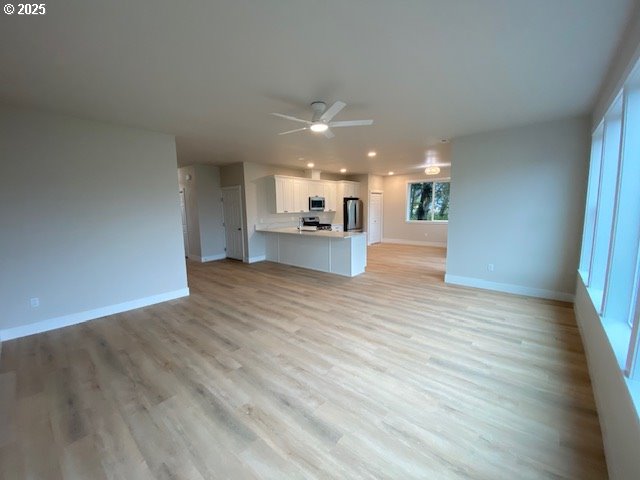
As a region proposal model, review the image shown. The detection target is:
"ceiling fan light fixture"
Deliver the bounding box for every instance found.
[424,166,441,175]
[310,122,329,133]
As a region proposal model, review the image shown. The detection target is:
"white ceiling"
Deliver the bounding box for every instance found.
[0,0,633,175]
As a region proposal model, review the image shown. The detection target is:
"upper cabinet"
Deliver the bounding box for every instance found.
[339,181,360,199]
[324,182,337,212]
[274,176,295,213]
[293,179,309,213]
[272,176,360,214]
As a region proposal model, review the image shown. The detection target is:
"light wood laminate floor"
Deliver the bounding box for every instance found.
[0,244,607,479]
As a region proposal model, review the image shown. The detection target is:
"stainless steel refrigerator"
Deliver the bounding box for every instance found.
[344,197,363,232]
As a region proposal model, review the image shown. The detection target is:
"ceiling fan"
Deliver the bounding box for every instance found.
[271,101,373,138]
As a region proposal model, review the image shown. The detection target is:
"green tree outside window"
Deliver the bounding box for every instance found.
[408,181,449,221]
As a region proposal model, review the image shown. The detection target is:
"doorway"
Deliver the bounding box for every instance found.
[369,192,383,245]
[222,186,245,261]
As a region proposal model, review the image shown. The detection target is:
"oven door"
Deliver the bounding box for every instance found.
[309,197,325,211]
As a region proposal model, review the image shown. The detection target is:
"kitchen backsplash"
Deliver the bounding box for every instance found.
[255,211,338,230]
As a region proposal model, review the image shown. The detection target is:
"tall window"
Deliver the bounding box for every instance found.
[589,97,622,312]
[407,180,450,221]
[579,73,640,380]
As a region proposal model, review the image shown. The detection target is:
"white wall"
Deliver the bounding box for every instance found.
[369,174,384,192]
[382,169,450,247]
[220,162,245,188]
[446,116,589,300]
[574,279,640,480]
[0,106,188,338]
[178,165,226,261]
[593,1,640,127]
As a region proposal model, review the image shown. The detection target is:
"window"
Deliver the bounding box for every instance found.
[588,96,622,312]
[579,65,640,382]
[407,180,450,221]
[604,87,640,329]
[578,125,603,280]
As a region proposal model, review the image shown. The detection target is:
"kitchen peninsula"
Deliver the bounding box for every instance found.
[258,227,367,277]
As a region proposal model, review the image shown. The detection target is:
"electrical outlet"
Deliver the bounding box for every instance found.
[30,297,40,308]
[487,264,494,272]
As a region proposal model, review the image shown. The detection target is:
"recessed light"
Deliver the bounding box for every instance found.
[307,162,315,168]
[340,168,347,173]
[388,171,394,175]
[425,166,441,175]
[367,151,377,157]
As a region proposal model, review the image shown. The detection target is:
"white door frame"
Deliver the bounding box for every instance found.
[222,185,246,261]
[368,191,383,245]
[179,188,190,257]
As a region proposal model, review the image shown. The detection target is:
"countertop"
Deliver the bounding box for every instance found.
[256,227,365,239]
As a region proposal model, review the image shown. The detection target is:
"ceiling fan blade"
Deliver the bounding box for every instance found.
[278,127,308,135]
[320,101,346,122]
[329,120,374,128]
[271,113,310,124]
[323,129,335,139]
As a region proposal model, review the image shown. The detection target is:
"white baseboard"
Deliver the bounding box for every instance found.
[188,253,225,262]
[0,288,190,341]
[201,253,226,262]
[444,274,574,302]
[246,255,266,264]
[382,238,447,248]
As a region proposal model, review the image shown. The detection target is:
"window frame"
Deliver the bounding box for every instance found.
[405,178,451,224]
[579,74,640,384]
[578,122,604,284]
[587,95,624,313]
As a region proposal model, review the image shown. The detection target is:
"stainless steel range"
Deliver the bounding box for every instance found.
[301,216,332,231]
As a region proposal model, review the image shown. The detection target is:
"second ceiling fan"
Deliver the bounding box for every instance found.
[272,101,373,138]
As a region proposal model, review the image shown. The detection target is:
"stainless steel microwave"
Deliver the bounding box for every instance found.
[309,196,325,211]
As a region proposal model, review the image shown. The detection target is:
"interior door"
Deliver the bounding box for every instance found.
[222,186,244,260]
[369,192,382,244]
[179,189,189,257]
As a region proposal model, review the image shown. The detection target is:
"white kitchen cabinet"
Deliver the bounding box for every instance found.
[274,176,295,213]
[307,180,324,198]
[273,175,359,215]
[324,182,337,212]
[293,179,309,213]
[342,181,359,198]
[262,228,367,277]
[337,181,360,200]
